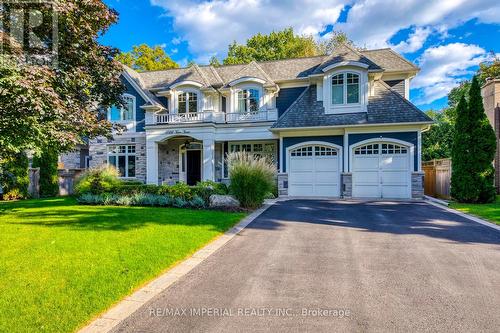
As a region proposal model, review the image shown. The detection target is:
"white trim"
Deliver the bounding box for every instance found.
[228,77,266,87]
[279,137,284,173]
[322,61,369,72]
[170,80,204,89]
[417,130,422,172]
[286,141,343,197]
[173,88,202,114]
[349,138,414,199]
[270,121,433,132]
[231,84,264,113]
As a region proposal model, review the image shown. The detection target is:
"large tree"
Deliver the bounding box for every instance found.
[478,53,500,83]
[422,109,455,161]
[223,28,319,65]
[451,76,496,203]
[116,44,179,72]
[0,0,124,157]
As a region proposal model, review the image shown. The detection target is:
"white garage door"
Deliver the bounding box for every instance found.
[288,145,340,197]
[352,143,411,199]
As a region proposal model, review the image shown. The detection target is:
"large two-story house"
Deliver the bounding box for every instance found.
[86,44,432,199]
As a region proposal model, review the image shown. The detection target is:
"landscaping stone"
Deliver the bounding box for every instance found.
[209,194,240,208]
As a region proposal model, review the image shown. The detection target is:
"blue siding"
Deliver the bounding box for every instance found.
[276,87,307,117]
[157,96,169,109]
[121,76,147,132]
[348,132,418,171]
[282,136,343,172]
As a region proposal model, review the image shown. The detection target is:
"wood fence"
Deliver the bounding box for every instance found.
[422,158,452,199]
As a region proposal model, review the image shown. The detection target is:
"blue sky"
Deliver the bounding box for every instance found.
[100,0,500,111]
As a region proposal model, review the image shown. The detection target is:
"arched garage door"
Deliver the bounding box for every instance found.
[288,144,341,197]
[352,142,411,199]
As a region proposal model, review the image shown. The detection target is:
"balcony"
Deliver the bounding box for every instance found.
[151,109,278,125]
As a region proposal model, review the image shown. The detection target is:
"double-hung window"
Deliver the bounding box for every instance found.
[108,145,136,178]
[109,95,135,121]
[331,72,360,105]
[178,92,198,113]
[237,89,260,112]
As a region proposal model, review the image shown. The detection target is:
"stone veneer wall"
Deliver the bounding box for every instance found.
[60,150,82,169]
[89,134,147,183]
[411,172,424,199]
[158,138,185,184]
[277,173,288,196]
[341,173,352,198]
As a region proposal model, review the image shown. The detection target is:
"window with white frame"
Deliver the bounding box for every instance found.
[108,145,136,178]
[109,94,135,121]
[229,142,276,162]
[236,89,260,112]
[331,72,360,105]
[178,92,198,113]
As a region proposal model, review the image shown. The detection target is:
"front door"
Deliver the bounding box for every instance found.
[186,150,201,185]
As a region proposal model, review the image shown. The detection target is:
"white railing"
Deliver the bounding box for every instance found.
[225,109,278,123]
[155,112,208,124]
[153,109,278,125]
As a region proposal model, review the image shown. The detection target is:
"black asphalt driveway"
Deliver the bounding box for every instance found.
[113,200,500,332]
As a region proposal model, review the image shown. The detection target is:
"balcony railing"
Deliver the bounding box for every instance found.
[155,112,207,124]
[152,109,278,125]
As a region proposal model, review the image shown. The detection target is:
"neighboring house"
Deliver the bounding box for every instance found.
[87,43,432,199]
[482,79,500,193]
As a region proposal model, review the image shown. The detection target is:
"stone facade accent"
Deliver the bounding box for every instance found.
[89,134,147,183]
[412,172,424,199]
[278,173,288,196]
[158,138,185,184]
[59,145,88,169]
[341,173,352,198]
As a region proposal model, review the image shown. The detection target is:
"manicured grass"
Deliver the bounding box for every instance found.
[0,197,246,333]
[450,195,500,225]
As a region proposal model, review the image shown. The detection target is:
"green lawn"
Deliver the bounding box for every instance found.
[0,197,245,333]
[450,195,500,225]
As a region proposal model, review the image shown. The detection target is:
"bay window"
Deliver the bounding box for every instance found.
[108,145,136,178]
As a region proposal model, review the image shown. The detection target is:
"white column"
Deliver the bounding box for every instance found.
[203,139,215,181]
[146,140,159,184]
[343,130,349,173]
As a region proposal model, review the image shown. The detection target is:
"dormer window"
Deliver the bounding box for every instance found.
[109,94,135,121]
[237,89,260,112]
[331,72,359,105]
[178,92,198,113]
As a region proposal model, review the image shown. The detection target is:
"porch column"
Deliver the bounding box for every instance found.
[146,140,159,184]
[203,138,215,181]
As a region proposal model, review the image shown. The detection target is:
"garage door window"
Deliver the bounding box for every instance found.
[381,143,407,154]
[354,144,379,155]
[290,146,313,156]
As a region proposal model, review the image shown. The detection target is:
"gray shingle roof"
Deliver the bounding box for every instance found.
[271,81,432,129]
[312,44,382,74]
[130,45,418,89]
[362,48,419,72]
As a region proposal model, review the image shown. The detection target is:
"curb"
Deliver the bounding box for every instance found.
[425,200,500,232]
[424,195,449,206]
[78,199,278,333]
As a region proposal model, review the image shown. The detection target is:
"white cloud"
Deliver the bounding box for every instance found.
[392,27,432,54]
[151,0,346,56]
[337,0,500,49]
[411,43,488,104]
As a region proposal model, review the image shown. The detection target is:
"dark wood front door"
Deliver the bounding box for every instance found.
[186,150,201,185]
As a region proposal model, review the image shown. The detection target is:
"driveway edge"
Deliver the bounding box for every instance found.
[78,199,278,333]
[426,200,500,232]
